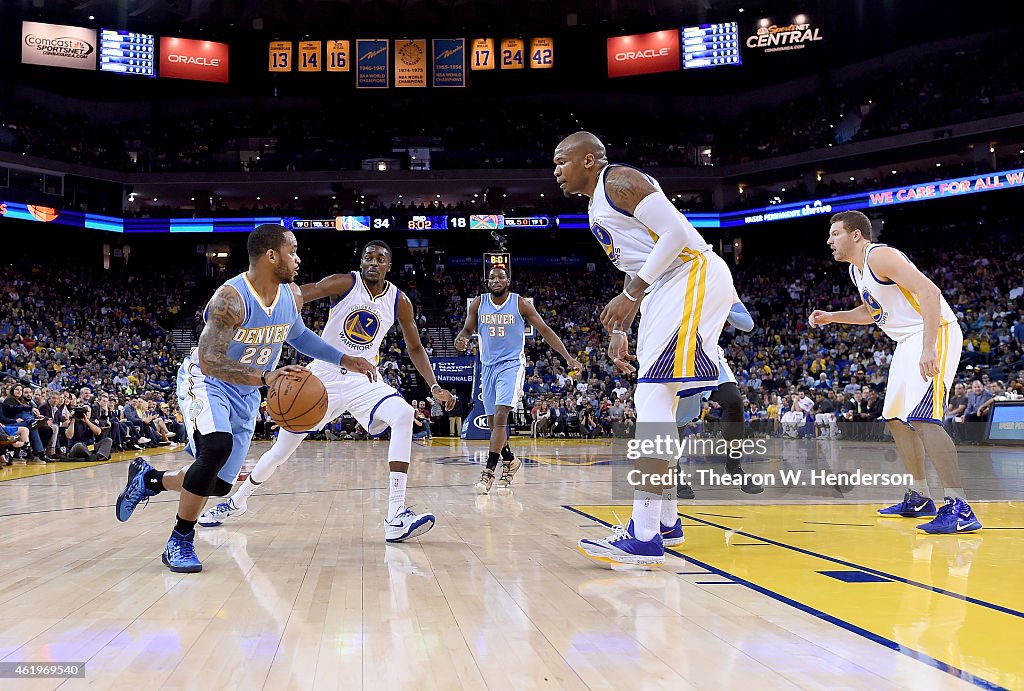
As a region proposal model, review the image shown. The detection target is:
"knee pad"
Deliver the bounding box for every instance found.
[182,431,233,496]
[710,382,744,441]
[211,477,234,497]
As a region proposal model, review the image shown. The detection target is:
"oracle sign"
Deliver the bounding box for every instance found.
[159,37,228,82]
[606,30,679,78]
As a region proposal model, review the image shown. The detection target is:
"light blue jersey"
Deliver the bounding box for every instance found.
[477,292,526,366]
[177,273,299,485]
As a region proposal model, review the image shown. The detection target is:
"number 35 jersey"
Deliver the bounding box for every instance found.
[477,292,526,366]
[320,272,400,364]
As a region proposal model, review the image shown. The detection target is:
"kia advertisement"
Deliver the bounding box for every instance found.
[159,37,229,82]
[606,30,679,78]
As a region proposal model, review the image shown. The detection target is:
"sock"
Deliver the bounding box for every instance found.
[144,469,166,494]
[943,487,966,502]
[660,487,678,526]
[910,479,931,498]
[486,451,500,471]
[500,442,515,462]
[387,471,407,521]
[631,490,662,541]
[233,475,261,505]
[174,514,197,535]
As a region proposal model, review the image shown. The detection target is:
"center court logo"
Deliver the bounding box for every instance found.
[343,308,380,348]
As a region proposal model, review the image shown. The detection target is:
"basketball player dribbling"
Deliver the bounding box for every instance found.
[554,131,736,566]
[114,224,377,572]
[810,210,981,533]
[198,240,454,543]
[454,265,580,493]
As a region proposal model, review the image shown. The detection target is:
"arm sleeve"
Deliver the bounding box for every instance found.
[727,301,755,332]
[634,192,707,286]
[286,318,344,366]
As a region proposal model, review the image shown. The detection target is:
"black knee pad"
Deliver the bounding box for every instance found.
[710,382,744,441]
[182,431,233,496]
[211,478,234,497]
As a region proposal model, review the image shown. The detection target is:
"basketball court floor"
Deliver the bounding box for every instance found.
[1,437,1022,690]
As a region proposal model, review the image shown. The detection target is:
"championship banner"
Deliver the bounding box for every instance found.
[430,357,475,384]
[356,39,389,88]
[159,37,228,83]
[433,38,465,87]
[268,41,292,72]
[298,40,322,71]
[326,40,350,71]
[607,30,679,77]
[470,38,495,70]
[500,38,525,69]
[745,13,824,54]
[463,358,490,440]
[394,39,427,87]
[529,37,554,69]
[21,21,97,70]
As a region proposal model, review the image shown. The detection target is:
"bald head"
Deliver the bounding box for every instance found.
[555,131,606,160]
[553,131,608,198]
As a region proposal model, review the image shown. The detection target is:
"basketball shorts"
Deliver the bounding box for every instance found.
[481,357,526,416]
[636,249,734,397]
[883,321,963,426]
[675,346,736,425]
[177,360,259,485]
[309,361,403,436]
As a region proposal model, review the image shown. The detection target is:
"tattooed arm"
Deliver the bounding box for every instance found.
[197,285,264,387]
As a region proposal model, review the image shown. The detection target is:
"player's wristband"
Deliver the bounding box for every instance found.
[260,370,268,386]
[611,329,627,337]
[621,289,638,302]
[430,383,441,393]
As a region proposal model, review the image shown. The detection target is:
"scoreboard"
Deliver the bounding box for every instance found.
[682,22,741,70]
[99,29,155,76]
[284,213,558,232]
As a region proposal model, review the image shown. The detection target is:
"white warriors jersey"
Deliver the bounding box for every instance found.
[319,272,400,364]
[588,164,712,292]
[850,243,956,343]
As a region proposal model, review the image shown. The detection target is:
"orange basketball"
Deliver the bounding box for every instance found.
[27,205,59,222]
[266,370,328,433]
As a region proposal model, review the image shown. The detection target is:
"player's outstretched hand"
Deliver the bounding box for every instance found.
[454,334,470,352]
[434,388,457,411]
[342,355,378,382]
[566,356,582,373]
[808,310,832,328]
[264,364,309,388]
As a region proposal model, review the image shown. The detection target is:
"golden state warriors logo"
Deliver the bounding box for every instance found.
[343,309,380,348]
[861,289,887,325]
[591,222,621,265]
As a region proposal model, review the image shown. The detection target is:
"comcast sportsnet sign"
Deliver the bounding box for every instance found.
[746,14,824,53]
[21,22,96,70]
[607,30,679,78]
[159,37,229,82]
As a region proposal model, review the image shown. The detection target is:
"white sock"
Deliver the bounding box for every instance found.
[631,491,662,541]
[910,479,931,498]
[660,487,677,526]
[388,472,407,521]
[233,475,260,505]
[944,487,966,501]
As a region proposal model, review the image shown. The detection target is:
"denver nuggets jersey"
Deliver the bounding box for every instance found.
[477,292,525,366]
[588,164,711,292]
[321,272,399,363]
[851,243,956,342]
[183,272,299,392]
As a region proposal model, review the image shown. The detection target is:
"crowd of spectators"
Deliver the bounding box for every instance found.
[3,35,1022,176]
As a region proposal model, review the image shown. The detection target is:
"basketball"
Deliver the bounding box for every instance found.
[27,205,59,222]
[266,369,328,433]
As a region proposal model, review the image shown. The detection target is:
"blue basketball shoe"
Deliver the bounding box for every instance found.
[578,521,665,567]
[162,530,203,573]
[878,490,937,518]
[660,518,685,547]
[917,497,983,534]
[385,507,436,543]
[116,457,157,522]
